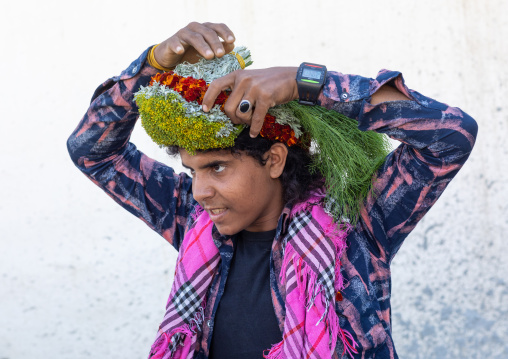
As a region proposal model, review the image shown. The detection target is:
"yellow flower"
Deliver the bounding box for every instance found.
[136,92,240,154]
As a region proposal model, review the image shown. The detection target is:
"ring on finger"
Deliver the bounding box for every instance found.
[239,100,252,113]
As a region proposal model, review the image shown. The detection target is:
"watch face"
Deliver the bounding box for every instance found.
[302,67,323,80]
[302,67,322,80]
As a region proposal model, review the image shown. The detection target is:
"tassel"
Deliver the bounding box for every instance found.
[263,340,284,359]
[279,205,355,358]
[175,332,193,359]
[338,327,359,358]
[327,291,358,358]
[328,311,339,351]
[289,192,325,218]
[149,332,170,359]
[149,305,205,359]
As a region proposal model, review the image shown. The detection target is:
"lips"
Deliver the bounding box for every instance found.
[205,207,229,221]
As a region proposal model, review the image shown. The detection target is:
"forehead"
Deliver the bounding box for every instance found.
[179,148,237,167]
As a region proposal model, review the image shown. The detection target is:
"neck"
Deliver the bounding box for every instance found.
[245,182,284,232]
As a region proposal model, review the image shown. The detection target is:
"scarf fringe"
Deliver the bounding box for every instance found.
[289,192,325,219]
[338,326,359,358]
[280,244,333,321]
[149,305,205,359]
[263,340,284,359]
[280,240,358,357]
[323,220,351,290]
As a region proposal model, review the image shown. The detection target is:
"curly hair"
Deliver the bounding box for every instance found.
[166,129,324,206]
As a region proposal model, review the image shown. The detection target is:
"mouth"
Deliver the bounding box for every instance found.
[206,207,228,220]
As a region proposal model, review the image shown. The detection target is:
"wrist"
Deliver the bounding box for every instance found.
[149,44,175,72]
[287,67,299,101]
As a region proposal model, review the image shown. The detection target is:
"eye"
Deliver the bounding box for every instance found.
[213,164,226,173]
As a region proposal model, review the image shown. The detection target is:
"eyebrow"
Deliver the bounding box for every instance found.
[181,160,229,171]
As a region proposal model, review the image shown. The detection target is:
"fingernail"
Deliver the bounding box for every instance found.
[228,36,235,42]
[250,133,256,138]
[202,105,208,112]
[206,50,213,57]
[217,48,224,55]
[176,46,183,53]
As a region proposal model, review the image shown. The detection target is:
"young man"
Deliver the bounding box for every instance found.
[67,22,477,359]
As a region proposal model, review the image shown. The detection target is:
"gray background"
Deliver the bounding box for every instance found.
[1,0,507,358]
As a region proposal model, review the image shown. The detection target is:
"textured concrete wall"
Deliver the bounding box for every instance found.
[1,0,507,358]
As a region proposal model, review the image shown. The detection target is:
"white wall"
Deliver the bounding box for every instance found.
[1,0,507,358]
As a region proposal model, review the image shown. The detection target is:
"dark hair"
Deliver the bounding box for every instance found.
[166,130,324,206]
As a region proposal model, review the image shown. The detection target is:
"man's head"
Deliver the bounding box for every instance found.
[168,130,324,235]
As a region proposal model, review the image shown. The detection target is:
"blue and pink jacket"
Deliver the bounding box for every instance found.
[67,47,477,358]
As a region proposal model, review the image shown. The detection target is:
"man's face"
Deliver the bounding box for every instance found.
[180,148,285,235]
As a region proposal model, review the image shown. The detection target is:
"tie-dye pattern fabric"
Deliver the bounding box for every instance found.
[67,47,478,358]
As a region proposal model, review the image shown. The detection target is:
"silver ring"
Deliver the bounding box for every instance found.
[239,100,251,113]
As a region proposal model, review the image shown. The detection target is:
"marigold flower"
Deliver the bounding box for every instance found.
[140,72,300,151]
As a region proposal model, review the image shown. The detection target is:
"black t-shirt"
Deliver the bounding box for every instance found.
[209,229,282,359]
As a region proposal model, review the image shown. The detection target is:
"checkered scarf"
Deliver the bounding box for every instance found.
[148,198,358,359]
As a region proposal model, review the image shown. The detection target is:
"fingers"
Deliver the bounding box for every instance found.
[164,36,186,55]
[224,80,250,124]
[202,22,235,45]
[178,22,235,59]
[203,70,274,137]
[202,72,235,112]
[202,71,255,126]
[249,101,270,137]
[157,22,236,68]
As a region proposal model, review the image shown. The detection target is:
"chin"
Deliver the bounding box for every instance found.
[214,222,244,236]
[215,227,240,236]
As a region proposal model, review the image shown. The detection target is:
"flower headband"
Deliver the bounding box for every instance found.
[134,47,302,153]
[134,47,391,224]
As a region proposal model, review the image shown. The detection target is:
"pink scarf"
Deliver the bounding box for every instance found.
[149,198,358,358]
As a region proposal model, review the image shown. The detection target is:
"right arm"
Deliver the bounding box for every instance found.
[67,23,236,250]
[67,49,195,250]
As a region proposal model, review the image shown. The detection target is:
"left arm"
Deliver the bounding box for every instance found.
[319,69,477,260]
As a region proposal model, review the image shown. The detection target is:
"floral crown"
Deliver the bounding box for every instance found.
[134,47,302,154]
[134,47,392,224]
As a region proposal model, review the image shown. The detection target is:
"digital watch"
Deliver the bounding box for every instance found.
[296,62,327,105]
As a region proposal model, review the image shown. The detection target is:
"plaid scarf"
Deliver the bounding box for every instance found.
[148,198,358,358]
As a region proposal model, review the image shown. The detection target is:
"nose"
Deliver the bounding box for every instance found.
[191,174,215,204]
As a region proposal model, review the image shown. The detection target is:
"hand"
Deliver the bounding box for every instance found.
[202,67,299,137]
[154,22,236,69]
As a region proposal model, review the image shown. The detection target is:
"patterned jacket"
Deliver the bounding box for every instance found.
[67,47,478,358]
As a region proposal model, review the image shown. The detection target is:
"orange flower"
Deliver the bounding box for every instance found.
[173,78,187,92]
[147,73,300,147]
[259,114,299,147]
[161,73,180,87]
[215,91,229,106]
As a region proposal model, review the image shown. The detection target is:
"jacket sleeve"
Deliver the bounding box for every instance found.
[66,47,196,251]
[318,70,478,263]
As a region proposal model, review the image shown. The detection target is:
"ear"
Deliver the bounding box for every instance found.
[267,143,288,179]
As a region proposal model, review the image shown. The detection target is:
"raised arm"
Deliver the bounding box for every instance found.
[67,23,236,250]
[319,70,478,262]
